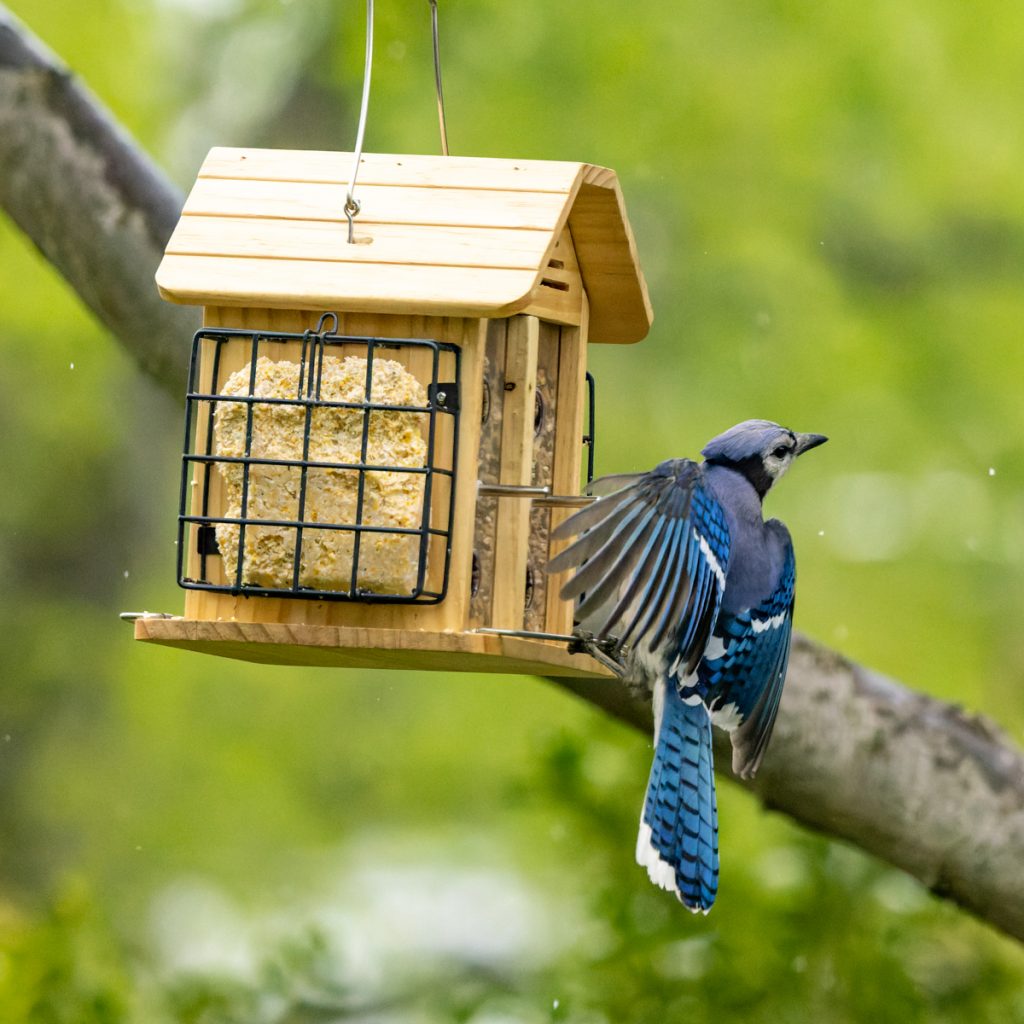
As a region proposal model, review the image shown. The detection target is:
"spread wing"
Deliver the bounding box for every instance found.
[547,459,731,676]
[700,525,795,779]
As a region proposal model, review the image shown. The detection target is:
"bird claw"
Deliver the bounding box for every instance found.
[568,630,626,676]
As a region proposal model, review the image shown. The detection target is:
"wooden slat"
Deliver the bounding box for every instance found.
[183,178,569,231]
[199,147,585,194]
[545,297,591,636]
[167,215,553,270]
[468,320,507,629]
[133,618,616,679]
[428,316,486,634]
[157,256,538,316]
[491,315,539,629]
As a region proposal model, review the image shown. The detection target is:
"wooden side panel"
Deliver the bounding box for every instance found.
[520,225,584,326]
[545,298,591,635]
[468,320,507,629]
[490,316,539,629]
[182,308,484,635]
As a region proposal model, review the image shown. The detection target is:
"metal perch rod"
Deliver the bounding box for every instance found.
[476,482,596,507]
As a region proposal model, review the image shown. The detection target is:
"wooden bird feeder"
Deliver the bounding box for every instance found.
[132,147,651,678]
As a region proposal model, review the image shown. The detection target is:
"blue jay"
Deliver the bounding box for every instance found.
[547,420,827,912]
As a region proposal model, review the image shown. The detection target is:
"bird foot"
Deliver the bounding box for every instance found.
[568,630,626,676]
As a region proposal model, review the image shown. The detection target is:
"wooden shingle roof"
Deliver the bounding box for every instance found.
[156,148,652,344]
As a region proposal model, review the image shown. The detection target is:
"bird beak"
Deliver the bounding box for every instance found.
[794,432,828,455]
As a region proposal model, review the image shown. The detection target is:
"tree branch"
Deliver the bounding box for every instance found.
[0,5,196,396]
[549,636,1024,943]
[3,4,1023,945]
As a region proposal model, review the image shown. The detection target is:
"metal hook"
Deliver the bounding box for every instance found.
[299,329,316,398]
[345,0,374,243]
[315,312,340,336]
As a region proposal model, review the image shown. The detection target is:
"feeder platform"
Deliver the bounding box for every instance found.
[132,618,616,678]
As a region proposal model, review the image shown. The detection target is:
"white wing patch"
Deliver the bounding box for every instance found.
[751,612,787,633]
[696,529,727,591]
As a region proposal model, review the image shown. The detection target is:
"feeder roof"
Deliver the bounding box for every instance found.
[156,148,652,344]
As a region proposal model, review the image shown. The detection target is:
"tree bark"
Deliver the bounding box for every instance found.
[0,5,197,395]
[3,4,1022,945]
[550,636,1024,944]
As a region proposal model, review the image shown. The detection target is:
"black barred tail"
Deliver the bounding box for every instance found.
[636,677,719,912]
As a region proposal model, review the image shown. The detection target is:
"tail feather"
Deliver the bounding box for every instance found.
[636,677,719,912]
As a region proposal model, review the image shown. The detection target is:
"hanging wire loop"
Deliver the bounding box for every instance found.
[429,0,449,156]
[345,0,375,243]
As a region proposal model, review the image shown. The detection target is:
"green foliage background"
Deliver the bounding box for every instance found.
[2,0,1024,1020]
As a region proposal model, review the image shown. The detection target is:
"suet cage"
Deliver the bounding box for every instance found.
[179,317,459,605]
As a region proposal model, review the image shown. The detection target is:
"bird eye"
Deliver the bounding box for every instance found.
[772,445,789,459]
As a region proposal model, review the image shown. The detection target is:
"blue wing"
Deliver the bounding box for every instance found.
[698,526,795,779]
[547,459,731,676]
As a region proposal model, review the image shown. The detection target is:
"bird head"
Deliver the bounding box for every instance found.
[701,419,828,499]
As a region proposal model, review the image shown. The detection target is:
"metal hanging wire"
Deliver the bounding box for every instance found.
[428,0,449,155]
[345,0,375,243]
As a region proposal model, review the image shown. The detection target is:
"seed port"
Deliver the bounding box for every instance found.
[524,565,535,610]
[481,378,491,424]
